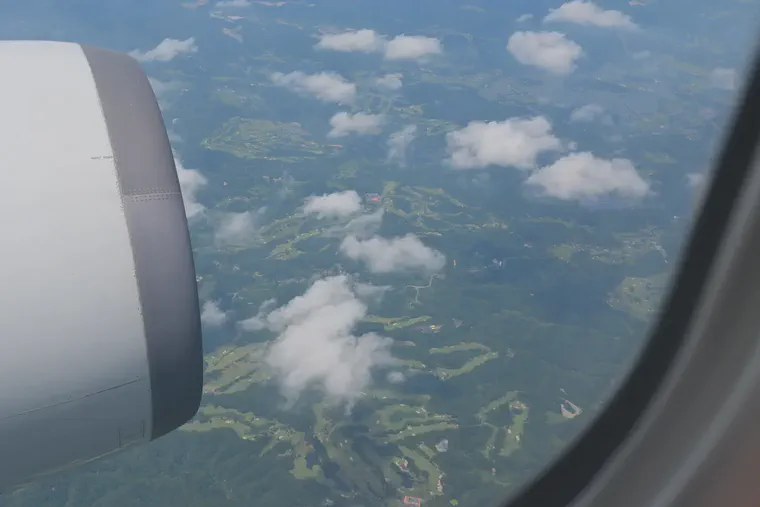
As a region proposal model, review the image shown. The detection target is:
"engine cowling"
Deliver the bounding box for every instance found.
[0,40,203,491]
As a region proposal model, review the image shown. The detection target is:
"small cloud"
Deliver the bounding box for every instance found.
[148,77,181,97]
[201,300,228,327]
[249,275,396,406]
[375,73,403,91]
[328,112,385,138]
[342,209,385,239]
[149,77,182,110]
[354,282,392,304]
[387,371,405,384]
[168,129,183,144]
[687,172,710,204]
[216,0,251,6]
[314,29,442,61]
[238,298,277,332]
[633,50,651,60]
[569,103,611,124]
[384,35,443,61]
[129,37,198,62]
[516,13,533,23]
[304,190,363,220]
[340,234,446,274]
[387,125,418,167]
[214,210,261,246]
[524,152,650,201]
[544,1,639,30]
[174,157,207,219]
[315,29,386,53]
[445,116,563,170]
[271,71,356,105]
[687,172,706,188]
[507,31,583,75]
[710,67,738,91]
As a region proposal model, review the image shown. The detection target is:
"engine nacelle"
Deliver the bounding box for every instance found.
[0,41,203,491]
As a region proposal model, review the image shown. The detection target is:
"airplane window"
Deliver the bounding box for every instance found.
[1,1,759,507]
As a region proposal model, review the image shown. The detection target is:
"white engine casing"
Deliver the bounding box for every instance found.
[0,41,203,491]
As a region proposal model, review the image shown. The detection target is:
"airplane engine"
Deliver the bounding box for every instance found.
[0,41,203,491]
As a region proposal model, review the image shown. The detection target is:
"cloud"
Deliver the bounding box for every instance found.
[271,71,356,104]
[387,125,418,166]
[517,13,533,23]
[129,37,198,62]
[149,77,181,98]
[174,157,207,219]
[343,209,385,239]
[569,103,611,124]
[315,29,386,53]
[214,210,261,246]
[238,298,277,332]
[354,282,392,303]
[340,234,446,274]
[710,67,738,91]
[633,50,651,60]
[507,31,583,75]
[328,112,385,137]
[215,0,251,6]
[376,73,403,91]
[445,116,563,170]
[524,152,650,201]
[304,190,363,219]
[247,275,395,405]
[201,300,228,327]
[384,35,443,61]
[314,30,442,61]
[149,77,183,111]
[387,371,405,384]
[544,1,639,30]
[687,172,706,188]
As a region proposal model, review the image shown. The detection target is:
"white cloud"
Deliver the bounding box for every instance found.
[201,300,228,327]
[710,67,738,91]
[376,73,403,91]
[315,29,386,53]
[340,234,446,274]
[249,275,395,406]
[633,50,651,60]
[214,210,261,246]
[687,172,706,189]
[304,190,362,219]
[544,1,639,30]
[314,29,442,61]
[517,13,533,23]
[149,78,182,111]
[174,157,207,219]
[342,209,385,239]
[384,35,443,61]
[271,71,356,104]
[507,31,583,75]
[525,152,650,201]
[168,130,183,144]
[354,282,391,303]
[387,125,418,166]
[446,116,563,170]
[328,112,385,138]
[216,0,251,6]
[238,298,277,332]
[148,77,180,98]
[387,371,405,384]
[570,103,606,123]
[129,37,198,62]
